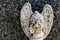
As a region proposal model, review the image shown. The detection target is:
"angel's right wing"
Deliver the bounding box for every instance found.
[20,2,33,37]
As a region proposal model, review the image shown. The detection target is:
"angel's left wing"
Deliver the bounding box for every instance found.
[41,4,54,38]
[20,2,33,37]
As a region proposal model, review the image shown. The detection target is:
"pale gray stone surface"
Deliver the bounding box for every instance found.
[0,0,60,40]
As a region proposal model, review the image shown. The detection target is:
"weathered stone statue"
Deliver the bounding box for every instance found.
[20,2,54,40]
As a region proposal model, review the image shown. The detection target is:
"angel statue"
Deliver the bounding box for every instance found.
[20,2,54,40]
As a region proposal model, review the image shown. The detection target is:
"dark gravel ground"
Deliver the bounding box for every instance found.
[0,0,60,40]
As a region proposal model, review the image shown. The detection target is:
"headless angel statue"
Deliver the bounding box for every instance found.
[20,2,54,40]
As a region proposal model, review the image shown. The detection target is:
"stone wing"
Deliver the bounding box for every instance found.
[41,4,54,38]
[20,2,33,37]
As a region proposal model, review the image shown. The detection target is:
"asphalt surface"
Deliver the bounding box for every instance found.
[0,0,60,40]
